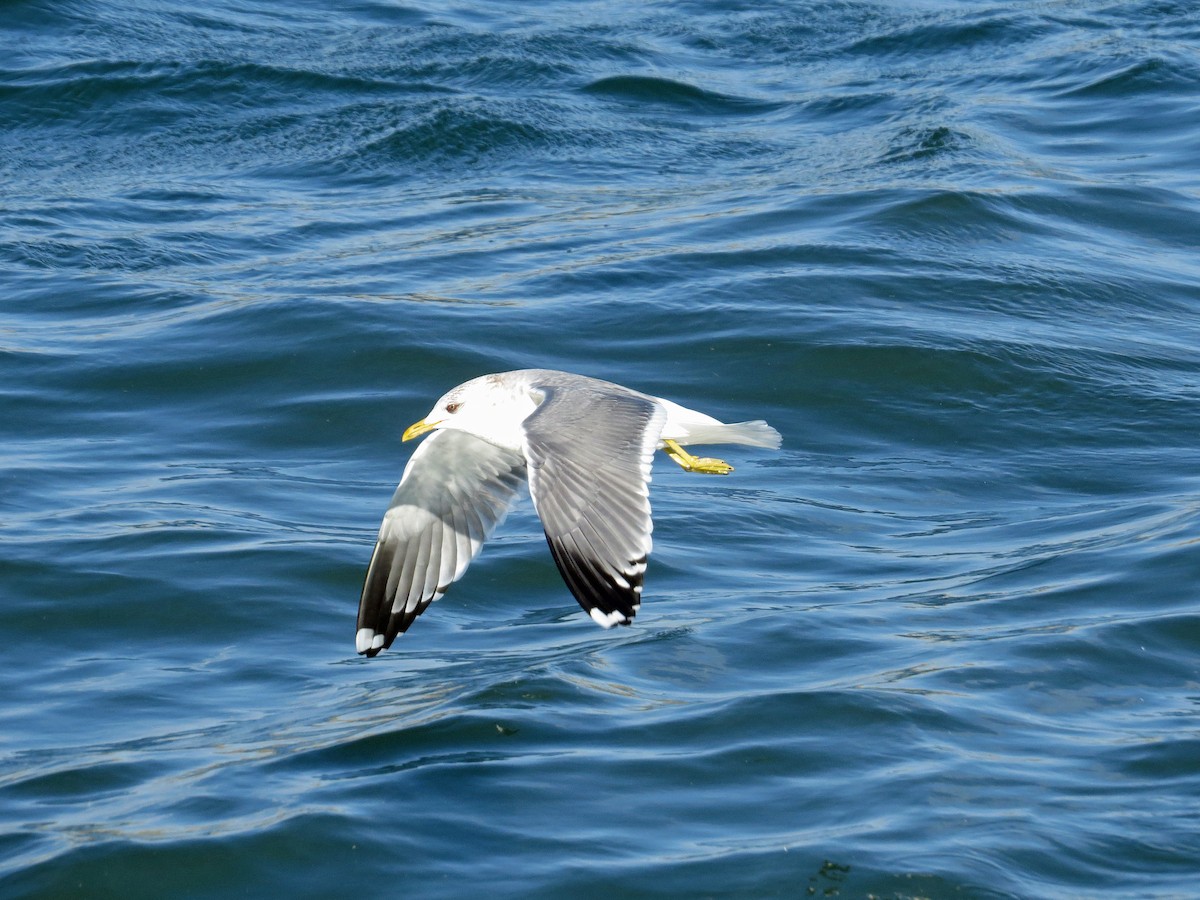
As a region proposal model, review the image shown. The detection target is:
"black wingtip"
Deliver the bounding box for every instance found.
[545,537,644,627]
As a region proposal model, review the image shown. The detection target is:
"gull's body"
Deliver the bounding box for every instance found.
[355,368,781,656]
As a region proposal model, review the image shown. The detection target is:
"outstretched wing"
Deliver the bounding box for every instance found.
[356,429,526,656]
[522,381,666,627]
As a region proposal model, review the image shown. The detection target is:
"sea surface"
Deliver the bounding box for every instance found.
[3,1,1199,897]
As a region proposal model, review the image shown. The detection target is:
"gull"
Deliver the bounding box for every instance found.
[355,369,781,656]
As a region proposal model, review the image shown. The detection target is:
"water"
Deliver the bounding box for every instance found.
[3,1,1199,897]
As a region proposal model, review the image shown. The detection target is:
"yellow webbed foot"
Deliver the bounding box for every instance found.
[689,457,734,475]
[661,439,734,475]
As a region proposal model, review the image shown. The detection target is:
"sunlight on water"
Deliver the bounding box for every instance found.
[2,1,1199,897]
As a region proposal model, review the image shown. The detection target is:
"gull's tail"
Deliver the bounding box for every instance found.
[686,419,782,449]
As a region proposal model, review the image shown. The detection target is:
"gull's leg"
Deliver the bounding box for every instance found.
[661,439,733,475]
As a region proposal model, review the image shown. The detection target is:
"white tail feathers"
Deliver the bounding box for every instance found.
[681,419,782,449]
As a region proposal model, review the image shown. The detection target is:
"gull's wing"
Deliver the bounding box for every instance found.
[522,380,667,627]
[356,429,526,656]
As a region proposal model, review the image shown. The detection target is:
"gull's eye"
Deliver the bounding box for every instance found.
[445,402,461,414]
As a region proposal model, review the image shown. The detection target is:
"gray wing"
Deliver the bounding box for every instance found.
[356,429,526,656]
[522,380,667,628]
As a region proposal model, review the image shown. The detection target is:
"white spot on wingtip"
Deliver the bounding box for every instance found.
[355,628,375,654]
[589,607,628,628]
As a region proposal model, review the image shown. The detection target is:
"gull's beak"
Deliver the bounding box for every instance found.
[402,418,440,442]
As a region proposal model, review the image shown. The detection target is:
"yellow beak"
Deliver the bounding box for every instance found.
[402,418,440,442]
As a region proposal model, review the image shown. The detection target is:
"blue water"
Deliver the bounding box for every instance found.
[3,1,1199,897]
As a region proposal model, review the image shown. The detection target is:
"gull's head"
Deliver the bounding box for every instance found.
[402,372,535,451]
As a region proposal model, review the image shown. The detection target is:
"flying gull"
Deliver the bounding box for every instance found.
[355,368,781,656]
